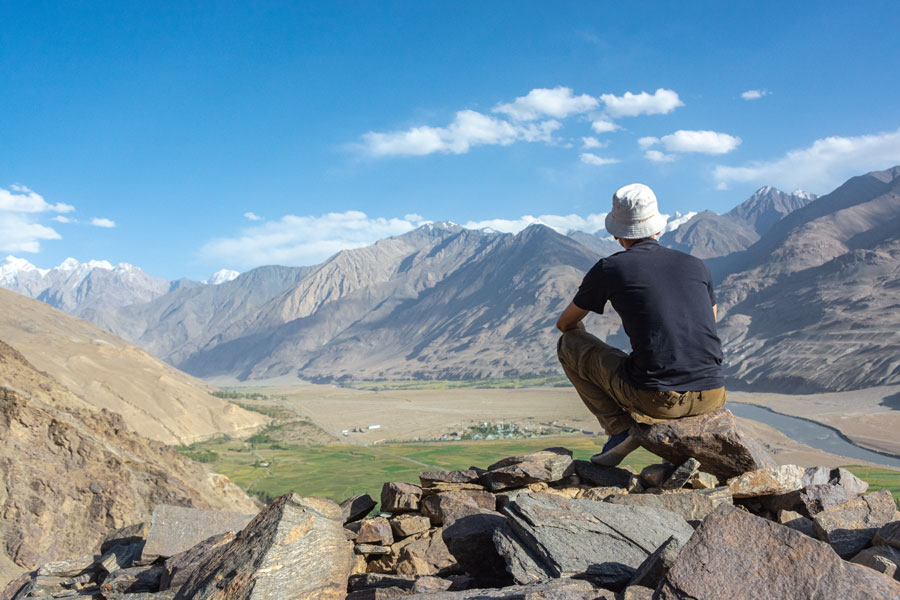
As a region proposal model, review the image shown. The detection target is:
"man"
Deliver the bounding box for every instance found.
[556,183,726,466]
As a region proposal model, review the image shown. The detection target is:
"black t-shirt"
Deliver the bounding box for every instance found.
[573,238,724,391]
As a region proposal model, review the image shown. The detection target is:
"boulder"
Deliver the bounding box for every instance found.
[802,466,869,495]
[381,483,423,514]
[798,484,854,514]
[403,579,606,599]
[572,461,640,490]
[492,524,554,585]
[627,535,682,589]
[604,487,732,527]
[638,464,674,489]
[159,531,236,591]
[498,492,693,590]
[341,494,377,524]
[661,458,700,491]
[419,470,481,486]
[140,505,254,562]
[422,491,496,525]
[726,464,806,498]
[390,515,431,538]
[812,490,899,558]
[174,494,353,600]
[759,467,869,515]
[851,545,900,581]
[394,528,455,576]
[657,504,900,599]
[776,510,816,538]
[35,554,94,578]
[357,517,395,546]
[689,471,719,490]
[411,576,452,593]
[441,502,511,586]
[629,408,774,480]
[874,521,900,548]
[580,486,628,502]
[478,448,573,492]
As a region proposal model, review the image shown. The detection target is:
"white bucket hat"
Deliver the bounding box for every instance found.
[605,183,668,239]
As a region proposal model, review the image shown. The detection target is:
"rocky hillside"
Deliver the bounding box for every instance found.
[0,288,267,444]
[0,339,259,589]
[5,409,899,598]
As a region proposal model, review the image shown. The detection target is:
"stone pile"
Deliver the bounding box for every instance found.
[3,408,900,599]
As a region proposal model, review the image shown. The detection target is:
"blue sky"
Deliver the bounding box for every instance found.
[2,1,900,280]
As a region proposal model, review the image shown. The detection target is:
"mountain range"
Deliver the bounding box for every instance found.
[1,170,897,393]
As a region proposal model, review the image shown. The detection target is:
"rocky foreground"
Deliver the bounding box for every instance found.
[4,409,900,600]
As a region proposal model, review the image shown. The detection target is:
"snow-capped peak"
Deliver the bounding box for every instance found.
[208,269,240,285]
[1,255,48,284]
[663,211,698,233]
[791,189,817,200]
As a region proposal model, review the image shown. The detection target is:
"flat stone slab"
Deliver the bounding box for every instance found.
[727,464,805,498]
[629,408,774,481]
[403,579,606,599]
[498,492,693,590]
[141,505,255,562]
[812,490,900,558]
[419,470,482,486]
[657,504,900,599]
[572,460,639,489]
[605,487,733,526]
[478,448,574,492]
[340,494,377,524]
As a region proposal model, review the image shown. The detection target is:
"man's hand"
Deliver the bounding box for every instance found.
[556,301,589,333]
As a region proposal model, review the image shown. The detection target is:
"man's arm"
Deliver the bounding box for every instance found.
[556,301,589,332]
[713,304,717,320]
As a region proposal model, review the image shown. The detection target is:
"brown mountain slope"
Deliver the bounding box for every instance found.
[0,288,267,444]
[0,339,258,588]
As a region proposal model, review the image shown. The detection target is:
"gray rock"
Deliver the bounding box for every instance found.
[629,408,774,480]
[726,464,805,498]
[492,524,554,584]
[35,555,94,578]
[341,494,377,524]
[499,492,693,590]
[421,490,496,526]
[174,494,353,600]
[99,565,164,595]
[159,531,236,591]
[381,483,423,514]
[639,464,674,489]
[356,544,391,555]
[661,458,700,491]
[689,471,719,490]
[346,588,411,600]
[812,489,899,558]
[411,576,453,593]
[390,514,431,538]
[657,504,900,599]
[799,484,854,514]
[573,461,640,490]
[874,521,900,548]
[441,503,511,586]
[347,573,415,592]
[403,579,607,599]
[627,535,681,589]
[357,517,395,545]
[851,545,900,581]
[777,509,816,538]
[140,505,254,562]
[802,466,869,495]
[604,487,732,527]
[619,587,654,600]
[478,448,574,492]
[98,543,139,575]
[419,470,482,486]
[100,522,149,554]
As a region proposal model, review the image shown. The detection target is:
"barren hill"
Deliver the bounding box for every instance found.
[0,288,267,444]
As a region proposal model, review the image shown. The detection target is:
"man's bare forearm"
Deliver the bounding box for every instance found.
[556,301,589,332]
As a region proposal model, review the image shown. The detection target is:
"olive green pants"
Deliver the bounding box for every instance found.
[557,329,727,435]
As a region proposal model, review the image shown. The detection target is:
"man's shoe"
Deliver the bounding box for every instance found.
[590,431,639,467]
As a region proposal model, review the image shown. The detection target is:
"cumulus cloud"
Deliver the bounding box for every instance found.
[198,211,431,268]
[244,211,263,221]
[641,130,741,155]
[580,153,620,166]
[645,150,676,163]
[0,184,69,253]
[600,88,684,118]
[581,136,607,149]
[741,89,770,100]
[714,126,900,192]
[90,217,116,228]
[0,186,74,213]
[360,109,561,157]
[51,215,73,223]
[493,86,599,121]
[464,213,609,235]
[591,120,619,133]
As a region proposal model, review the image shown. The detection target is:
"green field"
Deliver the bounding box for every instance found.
[339,375,569,391]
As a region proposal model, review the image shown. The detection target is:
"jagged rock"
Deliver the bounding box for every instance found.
[629,408,774,480]
[812,490,899,558]
[159,532,235,591]
[798,484,854,514]
[174,494,353,600]
[492,524,554,585]
[422,491,496,526]
[35,555,94,578]
[657,504,900,599]
[760,466,869,515]
[627,535,681,590]
[404,578,606,599]
[875,521,900,548]
[661,458,700,491]
[100,523,149,554]
[689,471,719,490]
[140,505,254,562]
[639,464,674,489]
[727,464,805,498]
[381,483,423,514]
[441,502,510,586]
[99,543,139,575]
[99,565,164,595]
[478,448,574,492]
[419,471,481,486]
[411,576,452,593]
[499,493,693,590]
[390,515,431,538]
[776,510,816,538]
[341,494,377,524]
[803,466,869,495]
[572,461,640,490]
[1,573,32,600]
[851,545,900,581]
[357,517,395,546]
[604,487,732,527]
[394,528,455,577]
[581,486,628,502]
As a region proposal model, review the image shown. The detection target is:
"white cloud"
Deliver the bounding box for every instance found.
[0,213,60,253]
[591,119,619,133]
[90,217,116,228]
[600,88,684,118]
[580,153,620,166]
[493,86,599,121]
[645,150,676,163]
[714,126,900,192]
[360,109,561,157]
[404,213,424,222]
[198,211,431,268]
[51,215,74,223]
[244,211,263,221]
[581,136,607,149]
[642,130,741,155]
[741,89,770,100]
[0,186,73,213]
[464,213,609,235]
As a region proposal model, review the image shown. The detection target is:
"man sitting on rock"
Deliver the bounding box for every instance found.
[556,183,727,467]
